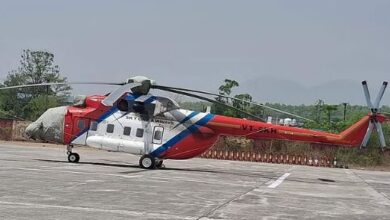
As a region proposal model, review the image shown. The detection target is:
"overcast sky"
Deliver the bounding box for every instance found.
[1,0,389,105]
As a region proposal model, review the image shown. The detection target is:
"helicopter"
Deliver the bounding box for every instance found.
[0,76,388,169]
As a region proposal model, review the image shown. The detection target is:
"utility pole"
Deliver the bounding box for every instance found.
[342,102,348,121]
[45,85,49,111]
[316,99,324,122]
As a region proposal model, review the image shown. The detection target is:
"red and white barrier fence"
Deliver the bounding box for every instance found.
[199,150,333,167]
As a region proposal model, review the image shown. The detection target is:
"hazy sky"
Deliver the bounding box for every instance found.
[1,0,389,104]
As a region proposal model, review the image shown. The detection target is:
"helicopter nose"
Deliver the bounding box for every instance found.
[25,106,67,143]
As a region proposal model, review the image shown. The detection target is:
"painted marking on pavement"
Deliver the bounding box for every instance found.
[268,173,291,188]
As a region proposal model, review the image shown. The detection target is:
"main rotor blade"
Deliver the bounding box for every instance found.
[373,81,388,109]
[157,87,265,122]
[153,85,313,122]
[0,82,123,90]
[362,81,374,109]
[361,121,374,148]
[374,121,387,148]
[102,82,142,106]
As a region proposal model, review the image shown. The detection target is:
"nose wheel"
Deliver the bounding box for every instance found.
[67,145,80,163]
[68,153,80,163]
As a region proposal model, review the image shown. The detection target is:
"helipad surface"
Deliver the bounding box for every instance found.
[0,142,389,219]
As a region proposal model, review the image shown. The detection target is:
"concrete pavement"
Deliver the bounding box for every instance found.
[0,142,389,219]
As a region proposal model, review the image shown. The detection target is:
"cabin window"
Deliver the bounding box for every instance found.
[77,119,85,130]
[136,128,144,138]
[154,130,162,140]
[106,124,114,133]
[123,127,131,136]
[90,121,98,131]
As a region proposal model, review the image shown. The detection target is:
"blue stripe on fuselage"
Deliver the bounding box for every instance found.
[150,113,214,157]
[124,93,141,101]
[143,96,156,104]
[172,111,198,129]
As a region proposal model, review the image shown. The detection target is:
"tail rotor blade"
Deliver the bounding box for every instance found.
[361,121,374,148]
[373,81,388,109]
[362,81,374,109]
[374,122,387,148]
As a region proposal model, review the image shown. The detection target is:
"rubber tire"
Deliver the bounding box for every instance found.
[68,153,80,163]
[139,155,156,169]
[156,160,164,168]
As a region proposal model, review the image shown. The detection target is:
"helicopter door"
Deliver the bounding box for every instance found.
[152,126,164,145]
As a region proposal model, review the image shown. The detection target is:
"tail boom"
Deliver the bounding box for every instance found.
[206,115,372,147]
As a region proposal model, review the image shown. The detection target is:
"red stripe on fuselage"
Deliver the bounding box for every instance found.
[161,132,218,159]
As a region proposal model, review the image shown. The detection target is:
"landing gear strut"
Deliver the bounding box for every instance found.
[67,145,80,163]
[156,160,164,169]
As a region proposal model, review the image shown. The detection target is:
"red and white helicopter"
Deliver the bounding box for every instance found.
[1,76,388,169]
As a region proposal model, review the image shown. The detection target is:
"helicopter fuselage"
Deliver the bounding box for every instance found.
[25,92,384,166]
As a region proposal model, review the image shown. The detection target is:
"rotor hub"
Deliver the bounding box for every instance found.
[127,76,155,95]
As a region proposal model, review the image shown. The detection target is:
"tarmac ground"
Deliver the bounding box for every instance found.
[0,142,390,219]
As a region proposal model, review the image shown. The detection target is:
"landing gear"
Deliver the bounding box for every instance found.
[138,155,165,169]
[68,153,80,163]
[156,160,165,169]
[139,154,156,169]
[67,145,80,163]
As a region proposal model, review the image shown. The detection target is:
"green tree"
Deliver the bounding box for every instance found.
[231,93,253,118]
[324,104,338,124]
[213,79,239,115]
[233,93,252,109]
[218,79,239,96]
[0,49,71,120]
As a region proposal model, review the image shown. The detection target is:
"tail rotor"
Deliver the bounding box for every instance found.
[360,81,388,150]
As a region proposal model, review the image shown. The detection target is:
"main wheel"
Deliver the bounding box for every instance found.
[139,155,156,169]
[68,153,80,163]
